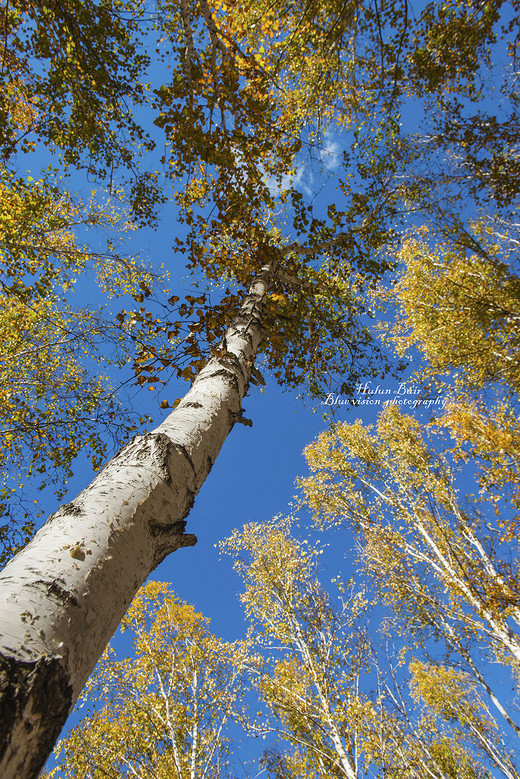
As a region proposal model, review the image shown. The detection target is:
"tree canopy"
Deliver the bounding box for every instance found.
[2,0,519,534]
[1,0,520,774]
[45,581,248,779]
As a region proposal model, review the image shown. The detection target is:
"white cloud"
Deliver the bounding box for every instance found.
[319,134,341,171]
[266,162,314,198]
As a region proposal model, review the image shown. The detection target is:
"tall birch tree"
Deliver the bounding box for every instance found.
[223,518,370,779]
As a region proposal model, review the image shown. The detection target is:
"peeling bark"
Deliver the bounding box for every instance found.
[0,256,278,778]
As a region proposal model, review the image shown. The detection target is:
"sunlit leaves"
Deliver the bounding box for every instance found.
[0,173,166,561]
[0,296,132,564]
[0,0,155,208]
[45,581,249,779]
[379,226,520,394]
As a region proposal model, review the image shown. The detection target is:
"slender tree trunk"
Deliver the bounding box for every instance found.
[0,254,278,778]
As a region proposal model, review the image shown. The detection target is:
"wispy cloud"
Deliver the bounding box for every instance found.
[319,134,341,171]
[266,162,314,198]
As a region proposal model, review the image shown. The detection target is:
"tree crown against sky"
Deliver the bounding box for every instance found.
[1,0,520,775]
[42,5,520,762]
[0,0,416,555]
[2,0,519,482]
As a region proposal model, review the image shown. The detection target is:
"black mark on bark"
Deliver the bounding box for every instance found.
[0,654,72,779]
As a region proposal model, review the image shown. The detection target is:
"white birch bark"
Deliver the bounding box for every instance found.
[0,256,278,778]
[290,618,358,779]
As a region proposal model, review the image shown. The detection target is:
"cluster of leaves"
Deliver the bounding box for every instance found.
[44,581,249,779]
[0,170,168,561]
[404,0,520,213]
[377,224,520,395]
[0,0,159,215]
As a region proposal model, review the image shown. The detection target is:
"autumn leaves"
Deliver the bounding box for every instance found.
[1,0,520,774]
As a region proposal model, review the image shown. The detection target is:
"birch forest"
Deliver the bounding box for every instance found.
[0,0,520,776]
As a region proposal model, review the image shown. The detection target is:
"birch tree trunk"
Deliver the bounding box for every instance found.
[0,255,277,778]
